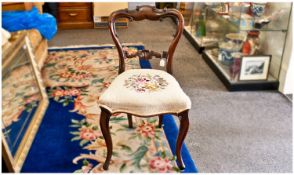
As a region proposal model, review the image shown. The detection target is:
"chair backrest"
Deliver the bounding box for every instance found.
[108,5,184,74]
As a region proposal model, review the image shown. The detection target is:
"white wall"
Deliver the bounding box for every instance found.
[93,3,128,17]
[128,2,156,10]
[279,10,293,94]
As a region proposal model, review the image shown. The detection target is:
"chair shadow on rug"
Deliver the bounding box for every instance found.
[99,5,192,171]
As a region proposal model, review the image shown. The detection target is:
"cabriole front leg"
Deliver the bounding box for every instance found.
[158,115,163,128]
[99,107,113,170]
[176,110,189,170]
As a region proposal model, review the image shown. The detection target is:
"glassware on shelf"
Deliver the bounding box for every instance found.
[196,13,206,37]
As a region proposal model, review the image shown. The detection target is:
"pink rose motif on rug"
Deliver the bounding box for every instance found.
[124,74,169,92]
[149,156,174,173]
[136,120,156,138]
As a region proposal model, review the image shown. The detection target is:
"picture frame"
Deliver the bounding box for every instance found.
[239,55,271,81]
[2,33,48,172]
[217,3,230,15]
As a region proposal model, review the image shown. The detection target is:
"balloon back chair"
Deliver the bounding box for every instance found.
[99,5,191,171]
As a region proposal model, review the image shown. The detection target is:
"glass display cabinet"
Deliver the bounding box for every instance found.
[182,2,292,91]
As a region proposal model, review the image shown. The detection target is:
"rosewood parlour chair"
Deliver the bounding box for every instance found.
[99,5,191,171]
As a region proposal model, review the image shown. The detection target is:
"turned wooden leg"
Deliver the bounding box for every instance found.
[127,114,133,128]
[176,110,189,170]
[158,115,163,128]
[99,107,112,170]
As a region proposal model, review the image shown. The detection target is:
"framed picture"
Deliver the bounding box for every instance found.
[239,55,271,81]
[217,3,229,15]
[2,32,48,172]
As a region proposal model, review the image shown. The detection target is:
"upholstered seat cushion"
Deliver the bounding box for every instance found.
[99,69,191,116]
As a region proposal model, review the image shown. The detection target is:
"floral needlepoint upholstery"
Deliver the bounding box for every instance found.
[99,69,191,116]
[124,74,169,92]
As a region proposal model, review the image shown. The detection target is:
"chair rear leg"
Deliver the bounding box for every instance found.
[127,114,133,128]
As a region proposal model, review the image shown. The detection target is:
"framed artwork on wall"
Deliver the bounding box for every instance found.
[239,55,271,81]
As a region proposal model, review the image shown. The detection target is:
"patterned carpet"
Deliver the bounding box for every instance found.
[21,45,197,173]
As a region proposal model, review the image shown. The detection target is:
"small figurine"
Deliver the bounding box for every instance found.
[242,37,251,56]
[242,30,260,55]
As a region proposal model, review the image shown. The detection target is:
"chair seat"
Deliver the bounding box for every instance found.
[99,69,191,116]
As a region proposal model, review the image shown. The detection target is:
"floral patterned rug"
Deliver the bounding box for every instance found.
[21,45,197,173]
